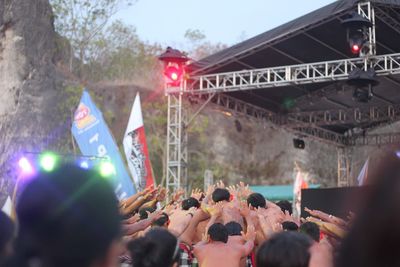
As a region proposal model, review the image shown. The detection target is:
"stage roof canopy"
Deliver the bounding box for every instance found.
[187,0,400,136]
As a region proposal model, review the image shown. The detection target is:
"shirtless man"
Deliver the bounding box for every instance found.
[193,223,255,267]
[209,188,244,226]
[168,197,200,236]
[226,221,252,267]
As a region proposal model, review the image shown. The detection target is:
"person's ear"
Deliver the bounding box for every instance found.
[96,240,124,267]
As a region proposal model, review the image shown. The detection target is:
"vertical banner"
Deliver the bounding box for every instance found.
[293,166,309,218]
[71,90,136,199]
[123,93,155,191]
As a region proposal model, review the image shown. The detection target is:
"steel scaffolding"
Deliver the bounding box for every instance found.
[166,93,188,193]
[164,2,400,191]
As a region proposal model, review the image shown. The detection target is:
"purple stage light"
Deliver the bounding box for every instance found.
[80,160,89,169]
[18,157,34,174]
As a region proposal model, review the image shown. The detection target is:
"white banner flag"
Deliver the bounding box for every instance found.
[123,93,154,191]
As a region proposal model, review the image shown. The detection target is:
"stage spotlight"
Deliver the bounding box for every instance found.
[293,138,305,149]
[341,12,372,56]
[99,161,116,177]
[234,119,242,132]
[347,68,379,103]
[39,152,58,172]
[18,157,34,174]
[158,47,189,87]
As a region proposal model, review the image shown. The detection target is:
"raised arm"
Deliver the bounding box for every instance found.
[180,208,210,245]
[240,225,256,256]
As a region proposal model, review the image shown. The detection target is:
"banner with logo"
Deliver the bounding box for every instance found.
[71,90,136,199]
[123,93,155,191]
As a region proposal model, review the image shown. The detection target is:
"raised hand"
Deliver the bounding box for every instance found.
[206,184,215,197]
[239,201,251,218]
[216,180,225,189]
[156,187,167,202]
[191,188,203,201]
[147,210,163,222]
[237,182,252,199]
[171,188,185,202]
[242,225,256,241]
[209,202,223,218]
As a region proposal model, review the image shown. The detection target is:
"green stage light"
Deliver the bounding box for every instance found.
[40,152,58,172]
[99,161,115,177]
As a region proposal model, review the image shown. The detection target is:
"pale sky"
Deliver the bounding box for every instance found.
[116,0,336,49]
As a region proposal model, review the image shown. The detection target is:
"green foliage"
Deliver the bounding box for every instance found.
[56,85,84,153]
[50,0,135,74]
[82,20,163,83]
[184,28,227,60]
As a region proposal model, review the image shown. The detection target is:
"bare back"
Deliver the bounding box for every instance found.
[194,242,245,267]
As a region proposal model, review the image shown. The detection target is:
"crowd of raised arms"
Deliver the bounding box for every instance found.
[1,152,400,267]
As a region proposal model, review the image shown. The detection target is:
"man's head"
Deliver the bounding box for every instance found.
[181,197,200,210]
[14,164,121,267]
[247,193,266,209]
[276,200,293,215]
[208,223,229,243]
[225,221,243,236]
[152,213,169,228]
[212,188,230,203]
[299,222,320,242]
[257,232,313,267]
[282,221,299,231]
[129,228,180,267]
[139,207,156,220]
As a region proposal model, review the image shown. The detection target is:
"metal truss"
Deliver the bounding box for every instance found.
[348,132,400,146]
[173,52,400,95]
[198,93,348,147]
[166,93,188,194]
[164,2,399,190]
[337,147,352,187]
[358,1,376,56]
[287,103,400,127]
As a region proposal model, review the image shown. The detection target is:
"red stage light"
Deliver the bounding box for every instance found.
[351,44,360,54]
[164,64,183,86]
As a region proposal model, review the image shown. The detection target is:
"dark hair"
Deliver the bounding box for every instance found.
[282,221,299,231]
[208,223,228,243]
[276,200,293,215]
[336,153,400,267]
[181,197,200,210]
[152,213,169,227]
[0,211,14,262]
[257,231,312,267]
[139,207,156,220]
[247,193,266,209]
[299,222,320,242]
[225,221,243,236]
[129,228,180,267]
[212,188,230,203]
[11,164,120,267]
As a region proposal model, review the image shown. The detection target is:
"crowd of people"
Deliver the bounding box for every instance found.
[1,152,400,267]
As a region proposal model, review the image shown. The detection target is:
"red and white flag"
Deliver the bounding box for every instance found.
[293,168,309,218]
[123,93,155,191]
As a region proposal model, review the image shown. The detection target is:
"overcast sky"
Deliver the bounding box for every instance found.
[116,0,336,49]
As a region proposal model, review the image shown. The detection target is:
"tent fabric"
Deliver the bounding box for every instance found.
[189,0,400,75]
[250,184,321,202]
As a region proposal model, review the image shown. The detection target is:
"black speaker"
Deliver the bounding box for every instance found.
[293,138,305,149]
[301,187,371,218]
